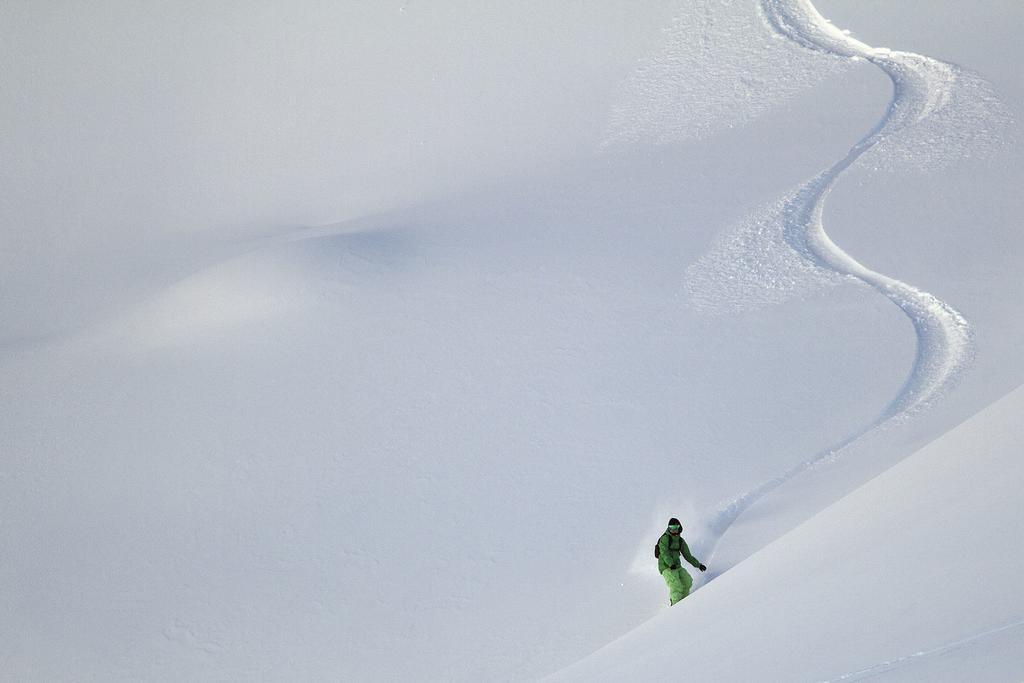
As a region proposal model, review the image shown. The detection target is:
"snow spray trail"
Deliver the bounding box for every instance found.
[701,0,982,565]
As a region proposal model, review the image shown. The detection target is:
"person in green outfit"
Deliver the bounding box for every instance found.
[657,517,706,605]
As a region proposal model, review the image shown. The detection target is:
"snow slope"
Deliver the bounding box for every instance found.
[1,0,1021,680]
[690,0,1007,575]
[551,382,1024,682]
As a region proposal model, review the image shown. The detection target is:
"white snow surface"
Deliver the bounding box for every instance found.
[1,1,1022,681]
[552,382,1024,682]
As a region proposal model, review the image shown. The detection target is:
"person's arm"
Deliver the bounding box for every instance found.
[681,539,707,571]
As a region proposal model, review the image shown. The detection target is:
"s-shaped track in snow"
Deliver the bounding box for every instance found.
[702,0,974,561]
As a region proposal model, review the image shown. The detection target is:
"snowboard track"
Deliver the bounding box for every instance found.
[701,0,974,570]
[821,617,1024,682]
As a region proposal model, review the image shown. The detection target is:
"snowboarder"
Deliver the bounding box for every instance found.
[657,517,706,605]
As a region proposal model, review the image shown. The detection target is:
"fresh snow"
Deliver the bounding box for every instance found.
[551,382,1024,682]
[1,0,1022,681]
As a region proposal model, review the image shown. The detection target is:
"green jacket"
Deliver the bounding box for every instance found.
[658,531,702,574]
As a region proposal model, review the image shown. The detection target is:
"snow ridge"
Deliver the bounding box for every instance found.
[701,0,986,562]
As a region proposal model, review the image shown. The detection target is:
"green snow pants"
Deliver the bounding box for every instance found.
[662,566,693,605]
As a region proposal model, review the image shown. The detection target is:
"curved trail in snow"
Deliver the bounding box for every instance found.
[701,0,973,566]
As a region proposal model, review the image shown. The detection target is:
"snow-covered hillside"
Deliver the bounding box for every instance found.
[552,382,1024,681]
[1,0,1021,680]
